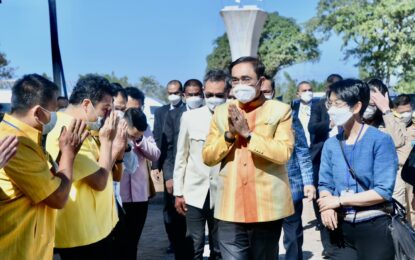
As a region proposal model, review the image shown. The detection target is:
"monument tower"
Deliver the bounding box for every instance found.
[220,0,268,61]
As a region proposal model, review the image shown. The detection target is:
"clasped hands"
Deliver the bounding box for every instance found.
[318,195,342,230]
[227,104,250,139]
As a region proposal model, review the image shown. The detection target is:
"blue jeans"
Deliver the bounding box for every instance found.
[282,200,304,260]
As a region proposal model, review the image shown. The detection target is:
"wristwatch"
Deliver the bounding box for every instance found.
[383,109,392,115]
[224,131,236,143]
[246,132,252,142]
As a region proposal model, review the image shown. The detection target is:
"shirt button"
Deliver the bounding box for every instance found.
[243,180,248,185]
[243,162,247,166]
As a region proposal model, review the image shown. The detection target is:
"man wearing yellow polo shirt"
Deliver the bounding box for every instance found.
[46,75,127,259]
[0,74,87,260]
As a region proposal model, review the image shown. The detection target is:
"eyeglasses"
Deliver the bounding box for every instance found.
[230,76,257,86]
[186,93,201,97]
[205,93,226,99]
[325,99,348,109]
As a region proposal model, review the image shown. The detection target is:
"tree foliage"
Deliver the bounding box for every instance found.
[136,76,168,103]
[308,0,415,90]
[206,12,320,78]
[79,72,167,103]
[0,51,14,80]
[206,36,232,72]
[102,71,130,87]
[259,13,320,78]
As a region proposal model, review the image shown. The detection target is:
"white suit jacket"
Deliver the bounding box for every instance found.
[173,105,219,209]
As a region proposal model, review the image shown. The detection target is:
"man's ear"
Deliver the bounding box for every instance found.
[81,99,91,110]
[32,105,43,121]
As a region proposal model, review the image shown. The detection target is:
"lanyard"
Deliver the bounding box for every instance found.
[343,124,365,190]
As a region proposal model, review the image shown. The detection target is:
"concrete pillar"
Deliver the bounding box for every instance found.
[220,5,268,61]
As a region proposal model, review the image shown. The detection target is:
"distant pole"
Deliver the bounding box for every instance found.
[48,0,67,98]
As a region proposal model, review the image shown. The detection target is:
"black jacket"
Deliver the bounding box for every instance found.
[152,104,170,171]
[162,105,187,181]
[308,98,331,165]
[152,102,184,171]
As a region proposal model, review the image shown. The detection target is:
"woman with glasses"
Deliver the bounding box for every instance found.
[318,79,397,260]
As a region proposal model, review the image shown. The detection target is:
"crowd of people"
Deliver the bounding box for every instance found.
[0,56,414,260]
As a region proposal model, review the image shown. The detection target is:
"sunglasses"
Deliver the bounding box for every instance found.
[205,93,226,99]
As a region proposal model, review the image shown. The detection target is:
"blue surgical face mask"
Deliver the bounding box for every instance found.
[42,112,57,135]
[38,107,57,135]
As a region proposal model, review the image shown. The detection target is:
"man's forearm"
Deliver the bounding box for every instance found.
[99,141,113,172]
[57,151,75,181]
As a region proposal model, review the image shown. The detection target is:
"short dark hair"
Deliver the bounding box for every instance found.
[297,81,312,90]
[69,74,114,106]
[112,83,127,101]
[326,74,343,85]
[204,69,231,91]
[394,94,412,107]
[183,79,203,92]
[327,79,370,117]
[367,78,388,95]
[229,56,265,79]
[125,87,145,105]
[11,74,59,113]
[264,75,275,91]
[57,96,68,101]
[167,80,183,92]
[124,108,148,132]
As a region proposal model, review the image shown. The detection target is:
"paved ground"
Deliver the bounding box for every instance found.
[138,193,324,260]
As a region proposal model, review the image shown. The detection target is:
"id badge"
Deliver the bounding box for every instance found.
[341,189,355,196]
[340,189,356,214]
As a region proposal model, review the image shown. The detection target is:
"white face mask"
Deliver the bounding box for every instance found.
[328,106,354,126]
[206,97,226,112]
[264,93,274,100]
[363,105,377,120]
[168,94,181,106]
[123,140,139,175]
[400,111,413,125]
[186,96,203,109]
[115,110,124,119]
[300,91,313,103]
[84,104,103,131]
[233,84,257,104]
[40,111,57,135]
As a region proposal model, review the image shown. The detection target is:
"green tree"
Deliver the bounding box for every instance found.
[0,51,14,79]
[206,35,232,71]
[136,76,168,103]
[79,72,131,87]
[394,72,415,94]
[78,73,167,102]
[206,12,320,78]
[309,79,326,92]
[308,0,415,86]
[103,71,130,86]
[275,72,298,103]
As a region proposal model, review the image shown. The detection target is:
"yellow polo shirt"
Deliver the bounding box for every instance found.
[46,112,118,248]
[0,114,61,260]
